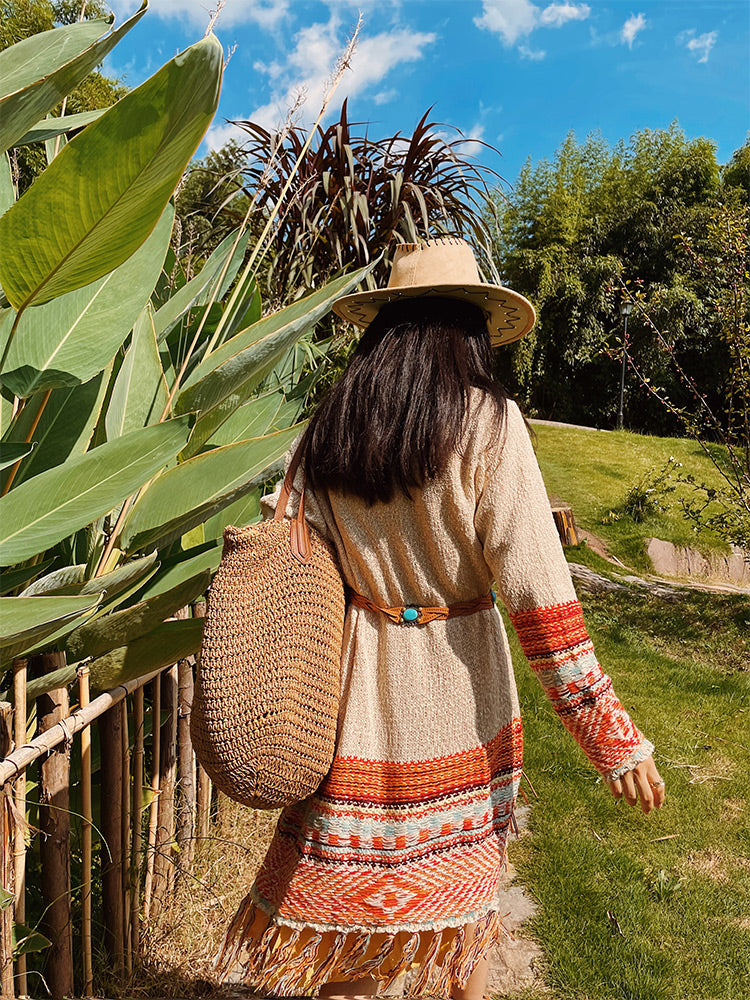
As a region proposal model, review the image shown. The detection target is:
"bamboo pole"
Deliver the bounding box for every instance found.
[36,652,74,999]
[0,703,14,999]
[121,696,132,974]
[130,687,144,958]
[78,664,94,997]
[176,608,196,874]
[150,664,178,920]
[12,659,27,997]
[193,601,212,846]
[0,668,163,788]
[99,700,124,971]
[142,677,161,922]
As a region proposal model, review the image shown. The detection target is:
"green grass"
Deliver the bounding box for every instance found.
[502,553,750,1000]
[532,423,733,572]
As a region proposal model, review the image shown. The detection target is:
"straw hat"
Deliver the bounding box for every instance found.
[332,237,536,346]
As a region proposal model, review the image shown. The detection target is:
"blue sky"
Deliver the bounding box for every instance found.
[107,1,749,184]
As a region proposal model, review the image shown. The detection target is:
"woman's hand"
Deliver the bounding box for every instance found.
[608,755,665,814]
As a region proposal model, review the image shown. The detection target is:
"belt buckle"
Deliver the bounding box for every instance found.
[400,605,422,625]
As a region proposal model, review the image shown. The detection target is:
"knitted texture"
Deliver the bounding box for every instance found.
[511,600,654,781]
[192,520,345,808]
[216,391,655,991]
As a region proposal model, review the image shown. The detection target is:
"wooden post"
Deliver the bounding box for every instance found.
[35,651,74,999]
[176,608,196,874]
[192,601,211,848]
[130,686,144,957]
[0,703,14,999]
[150,664,178,919]
[121,697,131,973]
[12,658,27,998]
[551,504,580,547]
[78,665,94,997]
[99,700,124,970]
[142,677,161,921]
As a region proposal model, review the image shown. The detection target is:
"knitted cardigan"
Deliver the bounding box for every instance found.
[216,392,653,996]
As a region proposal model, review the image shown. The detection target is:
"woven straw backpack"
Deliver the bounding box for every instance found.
[191,444,346,809]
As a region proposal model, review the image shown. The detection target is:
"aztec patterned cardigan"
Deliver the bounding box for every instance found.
[216,392,654,996]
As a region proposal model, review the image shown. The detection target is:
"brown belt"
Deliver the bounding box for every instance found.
[347,587,496,625]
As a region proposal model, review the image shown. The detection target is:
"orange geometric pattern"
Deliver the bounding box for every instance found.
[510,599,653,780]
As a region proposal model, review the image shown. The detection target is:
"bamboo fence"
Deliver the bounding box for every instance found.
[0,604,218,1000]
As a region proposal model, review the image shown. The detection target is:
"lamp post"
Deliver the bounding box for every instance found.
[617,300,633,430]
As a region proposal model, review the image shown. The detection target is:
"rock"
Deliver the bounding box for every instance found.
[646,538,750,589]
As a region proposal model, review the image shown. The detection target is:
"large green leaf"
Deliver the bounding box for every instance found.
[0,32,222,311]
[89,616,204,690]
[0,415,193,565]
[0,153,14,215]
[0,442,33,470]
[0,560,54,596]
[1,367,111,489]
[136,541,221,602]
[121,425,300,552]
[19,564,86,596]
[0,594,103,659]
[203,488,261,541]
[0,5,147,156]
[12,922,52,957]
[175,267,371,420]
[153,230,250,342]
[0,206,172,397]
[106,306,168,439]
[14,108,106,147]
[65,568,209,661]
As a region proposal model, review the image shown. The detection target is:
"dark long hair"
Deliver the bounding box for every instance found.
[302,297,507,504]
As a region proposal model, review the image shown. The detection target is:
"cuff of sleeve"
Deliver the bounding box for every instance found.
[602,738,655,782]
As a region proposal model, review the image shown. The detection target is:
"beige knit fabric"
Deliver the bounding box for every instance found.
[261,391,573,764]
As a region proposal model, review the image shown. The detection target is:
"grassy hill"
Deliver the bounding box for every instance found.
[532,422,735,572]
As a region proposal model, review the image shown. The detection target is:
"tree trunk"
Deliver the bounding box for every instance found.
[551,505,580,547]
[99,700,125,970]
[0,703,14,999]
[196,765,212,845]
[12,658,27,998]
[35,651,74,1000]
[130,685,144,958]
[150,664,178,920]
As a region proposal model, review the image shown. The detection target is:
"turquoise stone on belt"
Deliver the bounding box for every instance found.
[402,607,420,622]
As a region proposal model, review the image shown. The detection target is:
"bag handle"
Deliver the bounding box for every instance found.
[273,438,312,564]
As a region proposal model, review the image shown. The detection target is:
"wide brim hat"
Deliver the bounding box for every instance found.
[332,238,536,346]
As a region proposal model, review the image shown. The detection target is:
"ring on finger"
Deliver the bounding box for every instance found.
[649,779,665,788]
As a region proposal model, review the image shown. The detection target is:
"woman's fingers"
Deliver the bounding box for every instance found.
[607,756,666,813]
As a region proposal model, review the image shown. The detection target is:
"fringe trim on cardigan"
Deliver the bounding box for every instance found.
[215,897,511,997]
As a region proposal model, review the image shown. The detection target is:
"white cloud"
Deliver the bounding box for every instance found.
[519,44,546,60]
[621,13,646,49]
[248,16,436,131]
[679,29,718,64]
[205,120,248,151]
[111,0,291,30]
[374,88,398,106]
[474,0,590,51]
[430,122,487,158]
[539,3,590,28]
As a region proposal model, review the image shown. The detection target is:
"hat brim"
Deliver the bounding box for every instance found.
[332,283,536,347]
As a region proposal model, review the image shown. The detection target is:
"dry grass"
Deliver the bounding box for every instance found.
[105,797,278,998]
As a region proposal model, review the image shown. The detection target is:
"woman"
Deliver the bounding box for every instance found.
[217,239,665,1000]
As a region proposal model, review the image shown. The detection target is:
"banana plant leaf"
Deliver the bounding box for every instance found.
[0,153,14,214]
[89,616,204,691]
[0,560,54,596]
[136,541,221,602]
[203,488,261,541]
[12,922,51,957]
[0,206,172,397]
[0,593,103,662]
[0,415,193,565]
[120,424,300,552]
[175,266,373,420]
[21,663,77,702]
[14,108,106,146]
[19,564,86,596]
[106,305,169,439]
[0,367,111,489]
[182,385,294,459]
[64,568,209,662]
[0,32,222,311]
[153,230,251,342]
[0,3,147,155]
[0,442,32,469]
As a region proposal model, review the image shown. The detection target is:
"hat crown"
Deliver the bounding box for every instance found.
[388,238,481,290]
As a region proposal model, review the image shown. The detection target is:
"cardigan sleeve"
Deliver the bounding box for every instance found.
[474,400,654,781]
